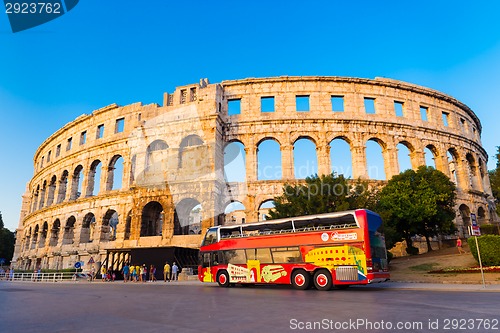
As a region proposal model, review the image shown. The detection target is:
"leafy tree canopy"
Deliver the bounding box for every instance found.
[0,211,16,265]
[377,166,456,253]
[268,173,379,219]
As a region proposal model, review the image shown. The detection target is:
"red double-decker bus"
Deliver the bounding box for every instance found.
[198,209,389,290]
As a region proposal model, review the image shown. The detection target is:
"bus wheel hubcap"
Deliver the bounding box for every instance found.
[295,274,305,286]
[317,274,327,287]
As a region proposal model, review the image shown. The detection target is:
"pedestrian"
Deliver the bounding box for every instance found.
[122,263,130,283]
[163,261,171,282]
[141,264,147,282]
[101,266,107,282]
[172,262,179,281]
[131,265,137,282]
[150,265,156,282]
[457,238,465,254]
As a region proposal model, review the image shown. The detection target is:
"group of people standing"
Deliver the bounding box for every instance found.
[120,261,179,282]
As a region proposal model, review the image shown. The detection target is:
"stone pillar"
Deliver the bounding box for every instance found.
[316,144,331,176]
[351,145,367,179]
[281,144,294,180]
[245,146,257,182]
[411,149,425,170]
[384,146,399,180]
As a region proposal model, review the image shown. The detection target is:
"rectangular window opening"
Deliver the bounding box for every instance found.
[56,144,61,157]
[97,124,104,139]
[296,95,309,112]
[180,89,187,104]
[115,118,125,133]
[261,96,275,112]
[364,98,376,114]
[420,106,428,121]
[80,131,87,145]
[442,112,449,127]
[331,96,344,112]
[394,101,404,117]
[47,151,51,163]
[66,137,72,151]
[228,99,241,115]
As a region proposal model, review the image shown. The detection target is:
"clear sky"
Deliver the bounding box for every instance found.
[1,0,500,231]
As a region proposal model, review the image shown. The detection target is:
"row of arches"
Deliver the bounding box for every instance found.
[30,156,124,214]
[22,198,277,251]
[223,137,488,193]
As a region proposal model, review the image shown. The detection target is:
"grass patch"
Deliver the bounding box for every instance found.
[409,263,439,271]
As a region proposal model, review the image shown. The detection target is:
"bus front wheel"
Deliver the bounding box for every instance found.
[216,270,230,288]
[313,269,332,291]
[291,269,311,290]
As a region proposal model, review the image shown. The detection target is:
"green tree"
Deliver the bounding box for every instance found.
[378,166,456,253]
[268,173,379,219]
[488,146,500,216]
[0,211,16,265]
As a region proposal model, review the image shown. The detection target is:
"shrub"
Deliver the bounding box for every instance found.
[480,224,500,235]
[467,235,500,266]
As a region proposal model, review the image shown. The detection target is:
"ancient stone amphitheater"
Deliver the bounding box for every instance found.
[12,76,495,272]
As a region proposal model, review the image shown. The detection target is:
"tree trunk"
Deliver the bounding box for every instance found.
[424,234,433,252]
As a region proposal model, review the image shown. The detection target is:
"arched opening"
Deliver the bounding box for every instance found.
[80,213,96,243]
[46,176,57,206]
[293,137,318,179]
[86,160,102,196]
[366,139,386,180]
[459,204,470,237]
[49,219,60,246]
[396,142,412,173]
[257,138,282,180]
[39,222,48,248]
[57,170,68,203]
[70,165,84,200]
[38,181,46,209]
[178,135,203,168]
[224,201,246,225]
[258,200,276,221]
[447,149,459,186]
[141,202,163,237]
[31,225,39,250]
[224,141,246,182]
[32,185,39,212]
[330,138,352,178]
[424,145,437,168]
[146,140,168,172]
[478,159,487,191]
[466,153,480,190]
[25,227,31,251]
[107,155,124,191]
[174,198,202,235]
[478,206,486,224]
[102,209,119,241]
[62,216,76,245]
[124,210,132,240]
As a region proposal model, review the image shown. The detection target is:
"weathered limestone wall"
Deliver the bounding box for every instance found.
[12,76,494,271]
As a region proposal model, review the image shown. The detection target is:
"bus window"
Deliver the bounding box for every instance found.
[201,253,211,268]
[256,248,272,263]
[224,249,246,264]
[271,247,302,263]
[201,228,218,246]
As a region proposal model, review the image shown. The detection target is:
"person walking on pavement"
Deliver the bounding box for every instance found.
[172,262,179,281]
[163,261,171,282]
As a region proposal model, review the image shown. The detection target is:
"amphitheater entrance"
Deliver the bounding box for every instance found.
[104,247,199,280]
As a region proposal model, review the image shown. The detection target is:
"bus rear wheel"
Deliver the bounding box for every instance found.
[313,269,332,291]
[216,270,230,288]
[291,269,311,290]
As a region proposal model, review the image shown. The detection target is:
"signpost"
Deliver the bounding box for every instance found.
[469,213,485,288]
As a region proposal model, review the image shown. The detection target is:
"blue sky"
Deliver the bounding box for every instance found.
[1,1,500,231]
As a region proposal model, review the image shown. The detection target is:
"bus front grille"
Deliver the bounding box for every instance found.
[335,266,359,281]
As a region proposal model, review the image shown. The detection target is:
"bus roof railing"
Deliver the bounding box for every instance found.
[218,210,362,240]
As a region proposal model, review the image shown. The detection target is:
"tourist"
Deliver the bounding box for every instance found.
[172,262,179,281]
[457,238,466,254]
[163,261,171,282]
[122,263,130,283]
